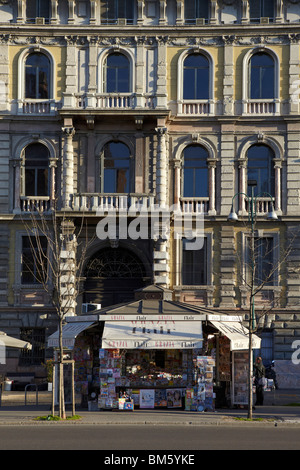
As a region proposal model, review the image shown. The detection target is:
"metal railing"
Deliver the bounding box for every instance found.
[25,384,39,406]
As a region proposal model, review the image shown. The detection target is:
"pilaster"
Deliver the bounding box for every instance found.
[62,126,75,209]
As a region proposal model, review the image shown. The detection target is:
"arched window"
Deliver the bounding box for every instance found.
[249,0,274,22]
[183,145,209,198]
[249,52,275,100]
[25,53,50,99]
[247,144,275,197]
[84,247,148,307]
[183,54,209,100]
[103,142,131,193]
[24,143,49,197]
[185,0,209,24]
[104,53,130,93]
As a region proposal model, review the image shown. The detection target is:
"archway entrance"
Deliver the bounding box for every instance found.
[83,246,151,307]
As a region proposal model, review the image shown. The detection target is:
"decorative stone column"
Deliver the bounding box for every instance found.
[90,0,97,24]
[68,0,75,23]
[159,0,167,25]
[137,0,145,25]
[86,36,98,108]
[288,34,300,115]
[49,157,58,210]
[155,126,168,207]
[135,37,145,108]
[17,0,25,23]
[12,158,22,213]
[62,126,75,209]
[241,0,249,24]
[59,220,77,317]
[209,0,217,24]
[207,158,216,215]
[50,0,58,24]
[176,0,184,25]
[238,158,247,214]
[274,158,282,213]
[62,36,77,108]
[153,126,169,287]
[223,35,235,115]
[173,159,181,206]
[156,37,168,109]
[275,0,283,23]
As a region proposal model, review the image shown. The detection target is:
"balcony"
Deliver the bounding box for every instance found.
[17,99,58,115]
[64,93,156,111]
[244,196,276,216]
[20,196,51,213]
[177,100,214,116]
[180,197,209,214]
[243,99,280,115]
[71,193,155,212]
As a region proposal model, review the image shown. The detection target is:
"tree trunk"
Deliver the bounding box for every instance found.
[58,316,66,419]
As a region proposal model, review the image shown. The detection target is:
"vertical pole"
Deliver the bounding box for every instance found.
[72,360,75,416]
[52,363,56,416]
[248,186,255,419]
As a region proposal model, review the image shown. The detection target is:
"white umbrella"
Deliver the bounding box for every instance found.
[0,331,32,350]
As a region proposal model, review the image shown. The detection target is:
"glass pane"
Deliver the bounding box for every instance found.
[262,0,274,18]
[250,53,274,99]
[183,169,194,197]
[119,0,133,19]
[25,71,37,99]
[37,168,49,196]
[105,54,130,93]
[104,168,116,193]
[116,169,129,193]
[184,0,196,19]
[247,145,275,196]
[196,68,209,99]
[183,68,195,100]
[183,54,209,100]
[249,0,261,19]
[107,0,116,19]
[25,143,49,162]
[103,142,130,193]
[194,168,208,197]
[260,67,275,99]
[39,70,49,99]
[25,54,50,99]
[182,239,207,285]
[25,169,35,196]
[196,0,209,19]
[38,0,50,18]
[26,1,36,19]
[106,68,117,93]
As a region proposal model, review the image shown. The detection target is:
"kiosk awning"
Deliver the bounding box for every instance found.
[0,331,32,350]
[48,321,95,349]
[102,319,203,349]
[209,320,261,351]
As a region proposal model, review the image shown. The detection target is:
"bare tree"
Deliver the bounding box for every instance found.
[235,220,296,419]
[21,205,94,418]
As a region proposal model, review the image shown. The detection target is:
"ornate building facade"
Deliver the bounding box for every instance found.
[0,0,300,384]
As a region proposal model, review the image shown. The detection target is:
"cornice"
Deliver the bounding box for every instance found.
[1,22,300,42]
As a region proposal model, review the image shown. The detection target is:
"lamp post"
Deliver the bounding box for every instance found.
[228,180,277,419]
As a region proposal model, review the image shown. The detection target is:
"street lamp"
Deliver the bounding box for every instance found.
[228,180,278,419]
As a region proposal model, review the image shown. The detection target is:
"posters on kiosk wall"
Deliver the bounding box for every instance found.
[139,389,155,408]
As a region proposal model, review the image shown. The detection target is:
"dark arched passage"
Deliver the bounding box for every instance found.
[83,246,151,307]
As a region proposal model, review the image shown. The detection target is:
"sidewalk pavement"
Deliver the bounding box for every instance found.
[1,390,300,426]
